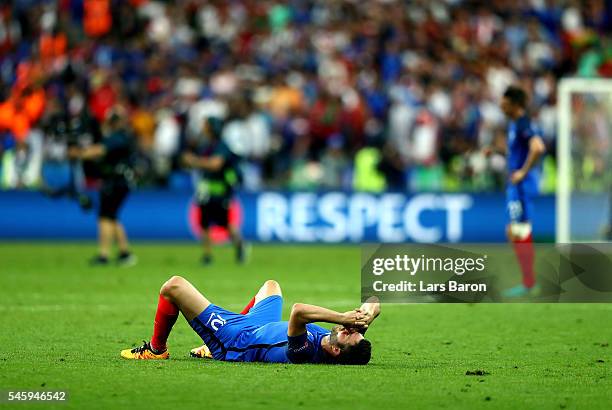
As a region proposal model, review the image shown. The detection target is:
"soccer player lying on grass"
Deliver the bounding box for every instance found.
[121,276,380,365]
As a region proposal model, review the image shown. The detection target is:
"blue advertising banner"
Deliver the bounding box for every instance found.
[0,190,195,240]
[239,192,555,243]
[0,190,556,242]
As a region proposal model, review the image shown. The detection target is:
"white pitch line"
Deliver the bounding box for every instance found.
[0,304,118,312]
[0,299,361,313]
[3,300,612,313]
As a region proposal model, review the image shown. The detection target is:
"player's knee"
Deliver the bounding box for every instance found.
[507,223,532,241]
[263,279,282,295]
[160,275,185,297]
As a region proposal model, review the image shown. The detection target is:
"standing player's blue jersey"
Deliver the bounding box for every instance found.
[506,115,542,223]
[188,295,332,364]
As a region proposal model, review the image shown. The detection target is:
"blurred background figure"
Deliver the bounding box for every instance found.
[68,106,137,266]
[40,90,99,210]
[1,0,609,195]
[0,0,609,246]
[1,133,43,189]
[182,117,245,265]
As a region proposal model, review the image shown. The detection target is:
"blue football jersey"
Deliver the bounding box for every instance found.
[507,115,542,184]
[505,114,542,222]
[224,322,331,363]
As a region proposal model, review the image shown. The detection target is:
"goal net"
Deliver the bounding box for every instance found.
[557,78,612,243]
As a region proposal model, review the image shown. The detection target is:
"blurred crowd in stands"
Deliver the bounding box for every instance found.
[0,0,611,193]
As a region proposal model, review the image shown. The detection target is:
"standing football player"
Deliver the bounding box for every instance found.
[182,117,245,265]
[499,86,546,297]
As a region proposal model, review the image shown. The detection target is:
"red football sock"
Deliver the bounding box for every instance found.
[512,233,536,288]
[151,295,179,352]
[240,297,256,314]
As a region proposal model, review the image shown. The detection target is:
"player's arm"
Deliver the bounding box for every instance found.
[68,144,106,160]
[356,296,381,334]
[182,152,225,172]
[287,303,367,337]
[510,136,546,184]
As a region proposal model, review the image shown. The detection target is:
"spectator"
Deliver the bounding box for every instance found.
[1,132,43,189]
[0,0,610,193]
[320,134,349,190]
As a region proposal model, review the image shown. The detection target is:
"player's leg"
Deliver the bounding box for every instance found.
[189,275,225,358]
[201,228,212,264]
[224,198,245,264]
[190,280,282,359]
[510,223,536,287]
[94,184,119,264]
[114,192,137,266]
[159,275,211,321]
[244,279,283,325]
[505,221,536,295]
[115,222,129,253]
[240,279,283,314]
[99,184,135,266]
[503,186,536,296]
[115,220,137,266]
[229,224,245,264]
[191,271,236,358]
[121,275,211,359]
[215,198,245,264]
[94,217,114,264]
[111,184,135,265]
[254,279,282,305]
[98,184,116,261]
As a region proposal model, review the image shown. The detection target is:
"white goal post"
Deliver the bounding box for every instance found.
[556,77,612,243]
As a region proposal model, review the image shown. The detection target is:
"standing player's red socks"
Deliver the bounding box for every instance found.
[240,297,256,314]
[512,233,536,288]
[151,295,179,352]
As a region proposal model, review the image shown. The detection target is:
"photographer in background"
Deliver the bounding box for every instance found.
[42,94,99,209]
[68,106,137,267]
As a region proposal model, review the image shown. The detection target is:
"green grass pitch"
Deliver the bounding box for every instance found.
[1,243,611,409]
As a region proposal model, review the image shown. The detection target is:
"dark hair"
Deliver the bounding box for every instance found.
[503,86,528,108]
[336,339,372,365]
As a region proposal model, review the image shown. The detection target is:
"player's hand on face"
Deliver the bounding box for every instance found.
[360,310,374,326]
[510,169,526,185]
[357,298,380,325]
[341,309,368,329]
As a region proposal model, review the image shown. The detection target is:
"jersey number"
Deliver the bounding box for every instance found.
[507,200,523,221]
[207,313,227,331]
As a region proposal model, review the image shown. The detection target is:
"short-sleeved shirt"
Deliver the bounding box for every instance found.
[506,115,542,222]
[195,140,238,202]
[507,115,541,182]
[225,321,331,363]
[100,131,133,184]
